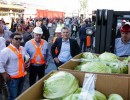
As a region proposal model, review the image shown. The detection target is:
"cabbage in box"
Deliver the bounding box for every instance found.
[59,52,130,76]
[16,71,130,100]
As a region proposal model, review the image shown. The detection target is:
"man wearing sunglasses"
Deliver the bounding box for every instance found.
[115,23,130,57]
[24,27,48,86]
[0,33,30,100]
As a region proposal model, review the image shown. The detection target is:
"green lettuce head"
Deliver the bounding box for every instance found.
[108,94,124,100]
[99,52,118,62]
[81,62,111,73]
[43,71,79,99]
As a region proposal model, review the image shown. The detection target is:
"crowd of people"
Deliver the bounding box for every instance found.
[0,16,130,100]
[0,16,83,100]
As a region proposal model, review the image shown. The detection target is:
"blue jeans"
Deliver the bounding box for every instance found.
[7,77,25,100]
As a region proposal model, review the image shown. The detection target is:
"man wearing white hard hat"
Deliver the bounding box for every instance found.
[24,27,48,86]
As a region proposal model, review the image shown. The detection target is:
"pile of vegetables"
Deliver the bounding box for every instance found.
[43,71,124,100]
[74,52,129,74]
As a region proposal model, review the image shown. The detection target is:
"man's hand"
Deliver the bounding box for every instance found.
[25,61,30,69]
[1,72,11,82]
[54,57,59,63]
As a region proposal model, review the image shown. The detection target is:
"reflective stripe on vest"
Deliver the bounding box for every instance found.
[52,37,57,43]
[52,37,58,54]
[8,45,26,78]
[30,39,46,64]
[55,48,58,55]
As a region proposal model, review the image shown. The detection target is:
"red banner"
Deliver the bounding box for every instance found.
[36,10,65,19]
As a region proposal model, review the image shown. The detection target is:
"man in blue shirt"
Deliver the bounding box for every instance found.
[115,23,130,57]
[51,27,81,67]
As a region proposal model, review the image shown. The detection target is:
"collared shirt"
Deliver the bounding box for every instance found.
[115,38,130,56]
[0,30,12,41]
[24,39,48,66]
[0,37,6,52]
[0,44,29,76]
[58,39,72,63]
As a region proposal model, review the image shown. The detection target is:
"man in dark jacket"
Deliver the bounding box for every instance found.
[79,21,87,52]
[23,24,34,46]
[51,27,81,67]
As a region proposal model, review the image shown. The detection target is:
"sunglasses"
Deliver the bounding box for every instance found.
[14,38,22,41]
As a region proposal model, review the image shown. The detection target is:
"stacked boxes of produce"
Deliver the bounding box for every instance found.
[59,52,130,76]
[16,71,130,100]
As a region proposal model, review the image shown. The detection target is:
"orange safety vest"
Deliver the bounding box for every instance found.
[52,37,57,43]
[86,36,91,47]
[8,45,26,78]
[52,37,58,54]
[30,39,46,65]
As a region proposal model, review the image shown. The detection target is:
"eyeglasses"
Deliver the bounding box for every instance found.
[14,38,22,41]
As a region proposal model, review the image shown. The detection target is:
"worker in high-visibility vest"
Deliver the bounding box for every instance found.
[24,27,48,86]
[52,27,62,54]
[0,33,30,100]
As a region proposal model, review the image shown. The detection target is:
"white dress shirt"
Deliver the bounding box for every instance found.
[0,44,29,76]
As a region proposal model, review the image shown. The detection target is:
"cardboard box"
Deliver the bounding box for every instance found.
[16,71,130,100]
[58,53,130,76]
